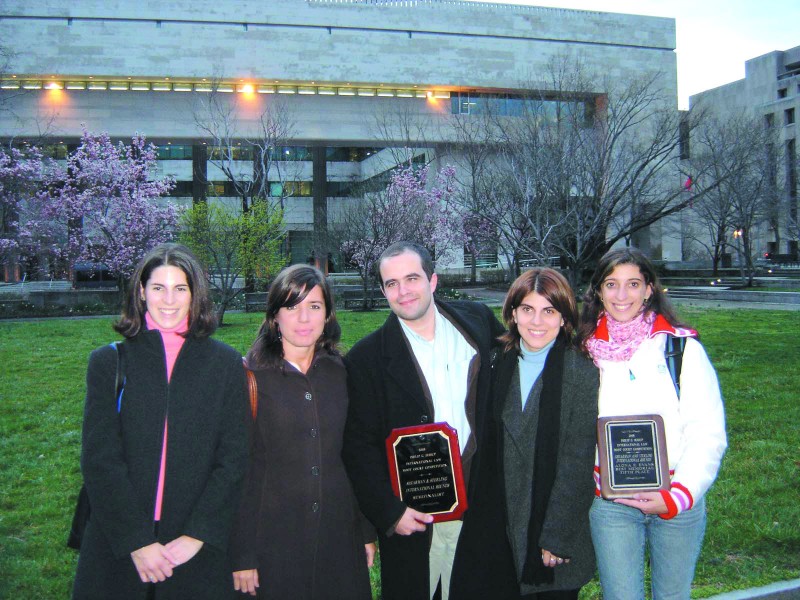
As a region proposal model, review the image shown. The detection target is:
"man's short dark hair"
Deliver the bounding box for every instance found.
[376,241,434,288]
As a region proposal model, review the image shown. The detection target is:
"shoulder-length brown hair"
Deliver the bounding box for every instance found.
[114,243,216,339]
[577,247,689,351]
[246,264,341,369]
[499,268,578,353]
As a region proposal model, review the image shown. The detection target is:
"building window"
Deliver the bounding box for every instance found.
[778,88,788,99]
[206,181,239,196]
[167,181,194,196]
[269,181,312,197]
[208,145,254,161]
[269,146,311,162]
[325,147,381,162]
[786,108,795,125]
[288,230,315,264]
[450,91,594,126]
[40,143,70,159]
[157,144,193,160]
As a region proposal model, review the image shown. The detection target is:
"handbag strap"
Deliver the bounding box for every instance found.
[243,358,258,420]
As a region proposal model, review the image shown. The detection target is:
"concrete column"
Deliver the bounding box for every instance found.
[312,146,328,272]
[192,144,207,203]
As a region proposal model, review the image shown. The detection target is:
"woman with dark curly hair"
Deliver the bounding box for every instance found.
[578,247,727,600]
[230,264,375,599]
[73,243,249,600]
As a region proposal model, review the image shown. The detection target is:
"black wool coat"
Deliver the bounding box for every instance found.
[342,299,504,600]
[450,344,599,600]
[230,352,372,600]
[72,330,250,600]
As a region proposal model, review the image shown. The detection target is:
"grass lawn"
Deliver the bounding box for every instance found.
[1,306,798,598]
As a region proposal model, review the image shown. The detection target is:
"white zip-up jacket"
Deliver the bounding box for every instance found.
[592,314,727,519]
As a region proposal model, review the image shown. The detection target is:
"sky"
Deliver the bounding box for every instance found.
[465,0,800,109]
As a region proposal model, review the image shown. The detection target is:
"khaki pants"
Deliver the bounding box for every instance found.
[429,520,463,600]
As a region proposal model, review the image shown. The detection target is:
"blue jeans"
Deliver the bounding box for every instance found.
[590,496,706,600]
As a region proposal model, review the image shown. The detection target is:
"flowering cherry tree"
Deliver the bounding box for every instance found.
[0,145,49,270]
[47,130,178,283]
[334,163,464,308]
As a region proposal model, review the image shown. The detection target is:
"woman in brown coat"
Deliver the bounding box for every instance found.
[230,265,375,599]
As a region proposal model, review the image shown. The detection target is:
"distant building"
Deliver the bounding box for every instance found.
[0,0,680,280]
[689,46,799,261]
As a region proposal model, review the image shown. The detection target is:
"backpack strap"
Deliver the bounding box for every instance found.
[664,335,686,399]
[243,358,258,420]
[112,341,126,413]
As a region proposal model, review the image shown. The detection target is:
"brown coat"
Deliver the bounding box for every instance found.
[230,352,371,600]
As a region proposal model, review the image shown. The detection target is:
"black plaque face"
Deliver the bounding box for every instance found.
[597,415,669,499]
[386,423,467,522]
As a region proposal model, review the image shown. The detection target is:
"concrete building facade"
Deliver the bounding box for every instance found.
[689,46,800,262]
[0,0,680,278]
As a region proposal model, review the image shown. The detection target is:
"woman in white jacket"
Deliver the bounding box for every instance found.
[577,247,727,600]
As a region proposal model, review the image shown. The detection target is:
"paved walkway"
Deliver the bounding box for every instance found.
[706,579,800,599]
[461,287,800,311]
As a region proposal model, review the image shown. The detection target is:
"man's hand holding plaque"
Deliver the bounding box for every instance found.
[385,422,467,523]
[597,414,669,499]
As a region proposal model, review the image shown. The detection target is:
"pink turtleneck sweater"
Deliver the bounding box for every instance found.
[145,312,188,521]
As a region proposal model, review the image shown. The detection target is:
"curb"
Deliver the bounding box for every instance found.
[706,579,800,599]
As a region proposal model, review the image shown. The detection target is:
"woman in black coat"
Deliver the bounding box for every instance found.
[452,268,599,600]
[72,243,250,600]
[230,265,374,600]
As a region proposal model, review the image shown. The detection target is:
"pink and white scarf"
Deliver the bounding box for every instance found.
[586,310,655,365]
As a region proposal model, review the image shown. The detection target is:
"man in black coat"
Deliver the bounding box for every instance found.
[343,242,504,600]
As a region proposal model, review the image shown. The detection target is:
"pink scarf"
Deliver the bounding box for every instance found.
[586,311,655,365]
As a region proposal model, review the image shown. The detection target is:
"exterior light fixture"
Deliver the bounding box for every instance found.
[130,82,150,91]
[337,87,356,96]
[66,81,86,90]
[23,81,43,89]
[237,84,255,93]
[87,81,108,90]
[277,86,297,94]
[317,87,336,95]
[297,86,316,95]
[396,89,414,97]
[1,80,21,89]
[357,88,376,96]
[108,81,129,90]
[152,82,171,91]
[194,83,213,92]
[44,81,63,90]
[172,83,192,92]
[377,89,395,97]
[257,85,276,93]
[434,91,450,99]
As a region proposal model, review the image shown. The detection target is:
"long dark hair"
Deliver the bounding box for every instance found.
[499,268,578,353]
[246,265,341,369]
[114,243,216,339]
[577,247,688,351]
